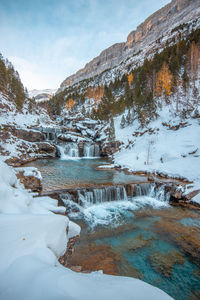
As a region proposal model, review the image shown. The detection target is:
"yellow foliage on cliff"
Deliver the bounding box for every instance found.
[66,98,75,110]
[155,62,172,96]
[128,73,133,85]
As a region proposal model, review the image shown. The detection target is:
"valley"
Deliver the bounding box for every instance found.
[0,0,200,299]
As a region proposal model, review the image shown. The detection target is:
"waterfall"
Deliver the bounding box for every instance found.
[59,182,171,227]
[57,142,100,159]
[57,143,79,159]
[77,186,128,207]
[135,183,150,196]
[41,127,62,142]
[65,143,79,157]
[59,182,171,216]
[83,143,100,158]
[148,184,170,202]
[133,183,170,202]
[60,183,169,208]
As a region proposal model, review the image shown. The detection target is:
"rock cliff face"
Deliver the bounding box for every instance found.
[60,0,200,90]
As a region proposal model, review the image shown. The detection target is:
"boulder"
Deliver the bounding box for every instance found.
[5,156,36,167]
[12,128,45,142]
[16,171,42,193]
[101,141,123,157]
[37,142,57,154]
[57,134,77,143]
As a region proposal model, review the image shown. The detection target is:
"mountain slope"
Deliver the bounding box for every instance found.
[49,0,200,205]
[59,0,200,90]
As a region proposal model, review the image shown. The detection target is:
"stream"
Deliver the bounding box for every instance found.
[26,157,200,300]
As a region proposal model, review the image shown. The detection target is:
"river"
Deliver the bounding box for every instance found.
[26,157,200,300]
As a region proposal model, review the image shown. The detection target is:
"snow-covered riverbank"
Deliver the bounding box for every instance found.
[0,159,172,300]
[114,104,200,204]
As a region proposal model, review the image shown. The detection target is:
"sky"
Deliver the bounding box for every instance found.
[0,0,170,90]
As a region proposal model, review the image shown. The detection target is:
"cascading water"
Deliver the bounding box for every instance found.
[148,184,171,202]
[58,143,79,159]
[83,143,100,158]
[60,182,170,227]
[77,186,128,207]
[61,183,170,211]
[41,127,61,142]
[134,183,170,202]
[65,143,79,157]
[58,142,100,159]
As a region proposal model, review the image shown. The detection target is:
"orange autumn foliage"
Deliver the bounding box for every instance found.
[66,98,75,110]
[85,85,104,104]
[128,73,133,85]
[155,63,172,96]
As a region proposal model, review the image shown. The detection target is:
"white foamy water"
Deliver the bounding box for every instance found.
[63,194,169,228]
[57,144,79,159]
[57,143,100,160]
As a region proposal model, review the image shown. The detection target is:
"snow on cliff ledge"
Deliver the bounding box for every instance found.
[0,159,172,299]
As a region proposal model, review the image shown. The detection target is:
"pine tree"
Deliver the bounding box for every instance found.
[125,81,132,107]
[131,109,136,123]
[126,109,132,125]
[193,86,198,99]
[120,115,126,128]
[182,70,189,91]
[108,117,115,141]
[81,105,86,115]
[0,54,26,110]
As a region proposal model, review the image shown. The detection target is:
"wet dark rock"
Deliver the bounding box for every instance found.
[170,186,184,201]
[101,141,123,157]
[59,235,80,268]
[57,134,77,142]
[37,142,57,154]
[78,141,85,157]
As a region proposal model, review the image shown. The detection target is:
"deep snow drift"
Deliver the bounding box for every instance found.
[0,159,172,300]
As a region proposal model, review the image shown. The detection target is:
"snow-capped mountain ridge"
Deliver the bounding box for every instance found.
[29,89,57,98]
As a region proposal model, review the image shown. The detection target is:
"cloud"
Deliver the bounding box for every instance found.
[9,56,57,90]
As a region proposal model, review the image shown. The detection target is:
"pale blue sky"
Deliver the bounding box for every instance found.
[0,0,170,90]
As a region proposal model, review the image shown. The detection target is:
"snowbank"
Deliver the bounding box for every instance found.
[0,159,172,299]
[15,166,42,180]
[114,105,200,200]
